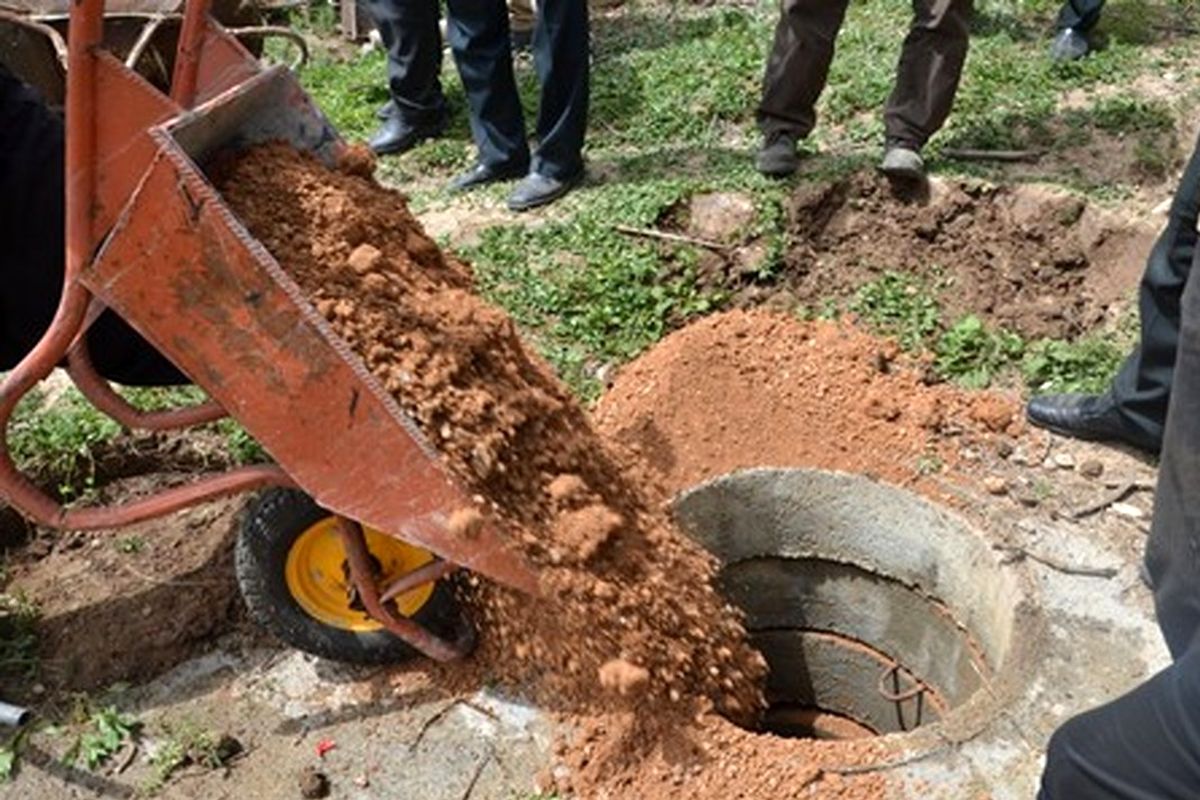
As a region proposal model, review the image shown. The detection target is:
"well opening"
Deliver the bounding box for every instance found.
[673,468,1021,741]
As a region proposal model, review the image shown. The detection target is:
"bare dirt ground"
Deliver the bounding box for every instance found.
[669,174,1159,339]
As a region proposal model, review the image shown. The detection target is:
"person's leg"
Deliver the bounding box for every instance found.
[1144,252,1200,659]
[1056,0,1106,33]
[1039,638,1200,799]
[1110,134,1200,444]
[445,0,531,172]
[882,0,973,151]
[1026,131,1200,452]
[528,0,588,181]
[756,0,852,141]
[0,65,185,385]
[366,0,446,124]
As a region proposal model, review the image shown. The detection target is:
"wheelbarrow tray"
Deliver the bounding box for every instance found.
[80,64,537,596]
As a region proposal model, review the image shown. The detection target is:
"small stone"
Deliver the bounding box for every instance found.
[983,476,1008,495]
[1079,459,1104,479]
[1110,502,1144,520]
[214,734,243,764]
[1013,488,1041,507]
[996,439,1014,459]
[1053,452,1076,469]
[299,767,330,799]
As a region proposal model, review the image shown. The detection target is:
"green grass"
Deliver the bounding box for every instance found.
[0,592,40,679]
[9,388,121,500]
[935,315,1025,390]
[63,704,140,771]
[284,0,1192,396]
[849,272,942,352]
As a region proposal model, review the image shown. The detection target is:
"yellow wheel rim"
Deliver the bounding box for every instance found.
[284,518,436,632]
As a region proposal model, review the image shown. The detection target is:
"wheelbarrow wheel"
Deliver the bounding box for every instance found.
[235,488,467,664]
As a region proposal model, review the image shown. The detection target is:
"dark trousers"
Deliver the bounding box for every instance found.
[1039,250,1200,797]
[1105,132,1200,450]
[366,0,447,125]
[445,0,588,179]
[0,65,184,386]
[1057,0,1105,33]
[758,0,972,149]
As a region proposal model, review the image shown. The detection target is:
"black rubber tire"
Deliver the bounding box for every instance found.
[235,488,468,665]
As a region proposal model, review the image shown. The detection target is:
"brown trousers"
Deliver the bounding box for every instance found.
[758,0,972,148]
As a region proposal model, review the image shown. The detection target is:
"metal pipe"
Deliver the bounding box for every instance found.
[170,0,214,108]
[335,517,473,662]
[67,339,227,431]
[0,702,31,728]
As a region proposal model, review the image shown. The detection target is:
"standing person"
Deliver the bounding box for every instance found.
[1025,132,1200,456]
[1038,151,1200,800]
[366,0,449,155]
[756,0,973,181]
[444,0,588,211]
[1050,0,1106,62]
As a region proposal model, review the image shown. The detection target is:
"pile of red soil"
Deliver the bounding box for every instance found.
[595,309,1023,502]
[213,144,764,721]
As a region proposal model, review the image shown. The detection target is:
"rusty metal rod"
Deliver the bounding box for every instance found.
[335,517,472,662]
[378,559,456,604]
[67,340,227,430]
[170,0,214,108]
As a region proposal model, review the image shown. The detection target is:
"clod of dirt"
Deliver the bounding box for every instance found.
[546,473,589,504]
[984,476,1009,496]
[215,144,766,728]
[447,507,485,540]
[598,658,651,696]
[346,243,383,274]
[1080,459,1105,479]
[298,766,330,799]
[681,191,756,243]
[553,504,624,562]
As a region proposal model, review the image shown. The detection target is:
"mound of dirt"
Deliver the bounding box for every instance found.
[683,173,1154,340]
[594,309,1024,501]
[214,144,765,722]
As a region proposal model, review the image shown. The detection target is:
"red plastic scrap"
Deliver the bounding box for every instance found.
[316,739,337,758]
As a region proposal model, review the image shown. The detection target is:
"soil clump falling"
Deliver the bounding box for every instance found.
[213,144,765,726]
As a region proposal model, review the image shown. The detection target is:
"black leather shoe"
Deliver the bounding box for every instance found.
[1026,393,1161,455]
[368,114,446,156]
[448,161,529,193]
[506,170,582,211]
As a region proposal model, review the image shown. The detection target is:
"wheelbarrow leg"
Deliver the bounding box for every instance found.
[334,517,475,662]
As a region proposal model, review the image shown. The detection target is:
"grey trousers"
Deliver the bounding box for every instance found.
[758,0,973,149]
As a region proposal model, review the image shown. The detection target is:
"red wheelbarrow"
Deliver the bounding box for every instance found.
[0,0,539,665]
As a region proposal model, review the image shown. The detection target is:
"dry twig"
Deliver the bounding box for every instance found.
[942,148,1044,163]
[993,543,1117,579]
[1069,480,1154,520]
[613,224,731,252]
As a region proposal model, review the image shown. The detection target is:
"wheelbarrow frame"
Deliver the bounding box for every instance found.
[0,0,537,663]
